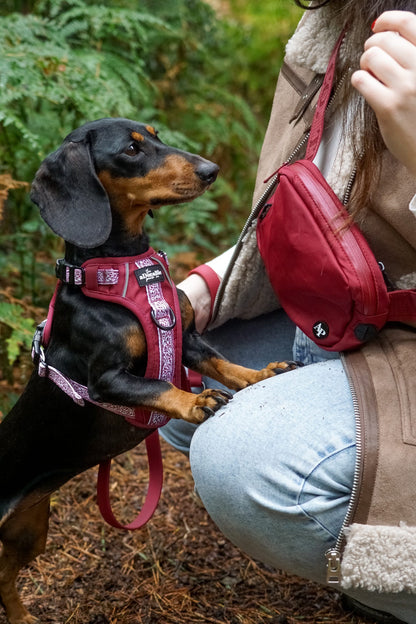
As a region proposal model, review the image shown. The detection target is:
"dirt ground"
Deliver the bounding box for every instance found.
[0,437,379,624]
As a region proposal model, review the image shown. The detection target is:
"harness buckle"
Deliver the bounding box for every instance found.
[55,258,85,286]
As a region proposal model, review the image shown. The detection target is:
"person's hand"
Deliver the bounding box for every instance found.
[351,11,416,176]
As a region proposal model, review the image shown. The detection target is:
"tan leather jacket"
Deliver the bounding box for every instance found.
[209,9,416,592]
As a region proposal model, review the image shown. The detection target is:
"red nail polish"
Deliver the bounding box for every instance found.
[371,19,377,31]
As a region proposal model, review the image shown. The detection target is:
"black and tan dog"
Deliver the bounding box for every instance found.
[0,118,294,623]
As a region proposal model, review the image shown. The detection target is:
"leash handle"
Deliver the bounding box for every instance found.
[97,430,163,530]
[305,29,346,162]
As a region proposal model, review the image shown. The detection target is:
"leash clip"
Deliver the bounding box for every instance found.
[31,319,47,364]
[151,306,176,330]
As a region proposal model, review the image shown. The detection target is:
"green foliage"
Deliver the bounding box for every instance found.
[0,2,170,178]
[0,0,265,277]
[227,0,303,120]
[0,302,35,365]
[0,0,302,370]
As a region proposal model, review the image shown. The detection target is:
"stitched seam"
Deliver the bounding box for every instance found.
[296,443,355,539]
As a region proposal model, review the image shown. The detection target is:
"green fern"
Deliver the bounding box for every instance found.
[0,0,301,300]
[0,302,36,365]
[0,0,303,391]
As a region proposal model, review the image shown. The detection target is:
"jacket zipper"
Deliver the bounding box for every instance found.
[342,166,356,206]
[239,130,311,239]
[325,352,363,585]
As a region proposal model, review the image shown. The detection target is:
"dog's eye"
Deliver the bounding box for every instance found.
[124,144,140,156]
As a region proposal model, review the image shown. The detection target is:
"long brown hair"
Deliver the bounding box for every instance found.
[293,0,415,219]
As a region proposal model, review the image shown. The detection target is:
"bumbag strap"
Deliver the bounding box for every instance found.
[97,431,163,530]
[305,29,346,162]
[388,289,416,322]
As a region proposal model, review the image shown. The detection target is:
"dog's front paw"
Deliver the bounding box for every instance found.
[187,388,232,423]
[247,360,300,384]
[267,360,302,375]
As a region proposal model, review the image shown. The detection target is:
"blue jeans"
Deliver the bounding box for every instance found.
[160,312,416,623]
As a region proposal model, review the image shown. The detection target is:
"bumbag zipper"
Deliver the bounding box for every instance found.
[296,162,382,318]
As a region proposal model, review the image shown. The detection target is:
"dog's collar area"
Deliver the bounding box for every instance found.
[55,253,171,289]
[55,258,85,286]
[56,258,121,287]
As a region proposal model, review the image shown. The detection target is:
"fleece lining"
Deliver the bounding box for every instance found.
[342,523,416,593]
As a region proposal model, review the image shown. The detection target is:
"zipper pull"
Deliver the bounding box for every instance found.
[325,549,342,585]
[259,203,272,221]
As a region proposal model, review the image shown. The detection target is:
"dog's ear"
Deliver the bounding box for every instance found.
[30,139,112,248]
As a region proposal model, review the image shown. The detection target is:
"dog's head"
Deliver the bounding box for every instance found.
[31,118,219,248]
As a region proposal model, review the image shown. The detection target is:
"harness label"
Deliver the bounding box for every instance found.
[134,264,165,287]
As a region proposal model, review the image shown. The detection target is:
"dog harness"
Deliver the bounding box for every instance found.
[33,248,184,530]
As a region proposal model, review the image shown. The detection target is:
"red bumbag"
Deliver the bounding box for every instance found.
[256,31,416,352]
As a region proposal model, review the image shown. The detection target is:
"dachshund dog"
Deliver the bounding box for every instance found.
[0,118,295,623]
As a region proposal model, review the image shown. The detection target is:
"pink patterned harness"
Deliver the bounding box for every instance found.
[35,248,184,529]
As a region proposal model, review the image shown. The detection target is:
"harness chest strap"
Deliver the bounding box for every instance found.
[84,249,182,421]
[37,248,183,530]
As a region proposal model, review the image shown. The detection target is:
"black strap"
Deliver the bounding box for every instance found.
[55,258,85,286]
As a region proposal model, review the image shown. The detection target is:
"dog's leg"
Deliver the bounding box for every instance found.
[182,330,298,392]
[0,497,50,624]
[193,357,295,390]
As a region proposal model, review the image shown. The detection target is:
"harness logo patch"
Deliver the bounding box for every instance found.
[313,321,329,340]
[135,264,165,287]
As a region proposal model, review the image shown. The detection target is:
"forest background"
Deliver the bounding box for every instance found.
[0,0,302,412]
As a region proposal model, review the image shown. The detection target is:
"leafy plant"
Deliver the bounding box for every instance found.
[0,0,303,373]
[0,301,35,366]
[0,0,265,285]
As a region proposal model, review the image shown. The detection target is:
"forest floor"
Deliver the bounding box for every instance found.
[0,246,380,624]
[0,434,379,624]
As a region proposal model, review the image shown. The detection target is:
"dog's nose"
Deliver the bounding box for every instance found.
[196,161,219,185]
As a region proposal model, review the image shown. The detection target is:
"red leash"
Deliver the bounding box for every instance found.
[36,249,188,531]
[97,431,163,530]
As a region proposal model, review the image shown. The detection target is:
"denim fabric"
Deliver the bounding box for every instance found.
[160,310,295,454]
[292,325,340,364]
[161,313,416,623]
[190,360,354,581]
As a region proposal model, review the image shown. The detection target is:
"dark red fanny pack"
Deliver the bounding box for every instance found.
[256,31,416,352]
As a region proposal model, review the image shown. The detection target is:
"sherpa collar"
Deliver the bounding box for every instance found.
[285,6,345,73]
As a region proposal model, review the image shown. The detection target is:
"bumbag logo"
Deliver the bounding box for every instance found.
[313,320,329,340]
